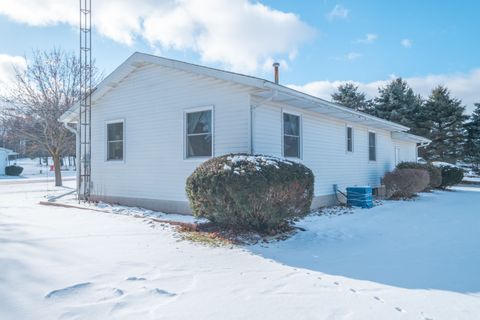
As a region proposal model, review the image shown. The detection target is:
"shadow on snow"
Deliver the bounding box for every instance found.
[248,188,480,294]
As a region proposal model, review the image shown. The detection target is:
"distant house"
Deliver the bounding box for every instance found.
[60,52,430,214]
[0,147,18,175]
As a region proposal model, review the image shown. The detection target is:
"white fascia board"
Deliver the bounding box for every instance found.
[262,82,409,132]
[391,131,431,143]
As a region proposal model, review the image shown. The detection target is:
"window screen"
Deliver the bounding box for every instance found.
[107,122,124,161]
[369,131,376,161]
[283,113,300,158]
[347,127,353,152]
[186,110,212,158]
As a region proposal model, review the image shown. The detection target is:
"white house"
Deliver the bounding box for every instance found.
[0,147,17,175]
[60,52,430,214]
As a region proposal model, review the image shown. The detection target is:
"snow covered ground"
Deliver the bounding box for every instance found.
[1,179,479,319]
[0,157,76,180]
[463,176,480,184]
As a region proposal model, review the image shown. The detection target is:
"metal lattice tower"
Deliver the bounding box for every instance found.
[79,0,92,201]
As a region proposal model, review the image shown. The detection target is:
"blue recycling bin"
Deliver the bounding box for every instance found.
[346,186,373,208]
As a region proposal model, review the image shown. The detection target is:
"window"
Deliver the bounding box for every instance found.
[368,131,376,161]
[107,121,124,161]
[283,113,300,158]
[346,126,353,152]
[186,109,212,158]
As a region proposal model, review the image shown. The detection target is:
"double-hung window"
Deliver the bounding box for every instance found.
[107,121,124,161]
[283,113,301,158]
[368,131,376,161]
[346,126,353,152]
[186,109,213,158]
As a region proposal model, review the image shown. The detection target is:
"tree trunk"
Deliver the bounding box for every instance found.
[53,152,62,187]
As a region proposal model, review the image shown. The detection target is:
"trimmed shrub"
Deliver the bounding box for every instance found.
[383,168,430,199]
[438,165,464,188]
[396,162,442,189]
[5,165,23,176]
[185,154,314,233]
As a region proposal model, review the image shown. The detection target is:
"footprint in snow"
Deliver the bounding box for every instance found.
[126,276,146,281]
[334,281,340,286]
[394,307,405,313]
[45,282,92,299]
[150,288,176,297]
[349,288,357,293]
[373,296,384,302]
[45,282,124,303]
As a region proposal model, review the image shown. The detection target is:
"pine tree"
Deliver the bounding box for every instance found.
[331,82,373,114]
[463,103,480,170]
[422,86,467,163]
[372,78,423,132]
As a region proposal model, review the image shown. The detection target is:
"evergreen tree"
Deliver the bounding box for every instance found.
[463,103,480,170]
[331,82,373,114]
[422,86,467,163]
[372,78,423,133]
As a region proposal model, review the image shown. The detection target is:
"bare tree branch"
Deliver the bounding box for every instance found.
[0,48,101,186]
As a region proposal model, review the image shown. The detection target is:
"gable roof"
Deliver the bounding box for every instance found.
[60,52,411,133]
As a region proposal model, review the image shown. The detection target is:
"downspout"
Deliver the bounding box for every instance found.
[250,89,277,154]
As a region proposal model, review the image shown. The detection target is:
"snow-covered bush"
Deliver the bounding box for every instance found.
[5,165,23,176]
[383,168,430,199]
[437,165,464,188]
[396,162,442,189]
[185,154,314,233]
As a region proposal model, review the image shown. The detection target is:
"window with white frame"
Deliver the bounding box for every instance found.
[186,109,212,158]
[346,126,353,152]
[283,112,301,158]
[368,131,376,161]
[107,121,124,161]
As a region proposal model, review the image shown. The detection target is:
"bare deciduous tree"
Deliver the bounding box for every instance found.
[1,49,100,186]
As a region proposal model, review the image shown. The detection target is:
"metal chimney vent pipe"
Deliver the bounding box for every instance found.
[273,62,280,84]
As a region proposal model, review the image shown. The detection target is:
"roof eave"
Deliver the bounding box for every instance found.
[262,82,410,132]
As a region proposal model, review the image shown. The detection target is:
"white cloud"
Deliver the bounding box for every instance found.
[401,38,412,48]
[345,52,362,61]
[356,33,378,44]
[0,54,26,95]
[334,52,362,61]
[327,4,349,20]
[288,69,480,114]
[0,0,314,73]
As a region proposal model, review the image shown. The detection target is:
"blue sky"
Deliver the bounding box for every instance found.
[0,0,478,112]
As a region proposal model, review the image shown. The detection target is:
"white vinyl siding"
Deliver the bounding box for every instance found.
[90,64,251,202]
[392,139,417,165]
[86,61,420,208]
[252,99,418,197]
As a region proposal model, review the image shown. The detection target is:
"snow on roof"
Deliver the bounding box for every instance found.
[59,52,410,133]
[432,161,459,168]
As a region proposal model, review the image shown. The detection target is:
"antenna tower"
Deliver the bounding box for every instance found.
[79,0,92,201]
